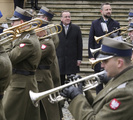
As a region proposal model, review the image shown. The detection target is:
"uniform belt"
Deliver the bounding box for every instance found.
[13,69,35,75]
[38,65,50,70]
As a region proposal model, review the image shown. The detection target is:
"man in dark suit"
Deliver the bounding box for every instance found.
[88,2,120,93]
[57,10,83,85]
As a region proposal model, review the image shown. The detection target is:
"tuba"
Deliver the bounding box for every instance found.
[29,71,106,107]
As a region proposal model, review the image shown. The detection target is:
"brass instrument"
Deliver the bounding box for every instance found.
[90,47,101,56]
[94,26,129,44]
[0,30,16,45]
[35,24,62,39]
[89,56,114,69]
[4,18,48,34]
[29,71,106,107]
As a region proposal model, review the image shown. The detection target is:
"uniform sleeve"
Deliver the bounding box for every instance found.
[8,39,33,65]
[69,89,133,120]
[41,42,54,59]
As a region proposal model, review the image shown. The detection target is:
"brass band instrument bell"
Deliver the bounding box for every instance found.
[35,24,62,39]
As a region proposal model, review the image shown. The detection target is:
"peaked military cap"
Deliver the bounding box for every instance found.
[97,37,133,61]
[37,6,54,18]
[127,9,133,20]
[128,20,133,31]
[10,6,33,21]
[0,11,3,18]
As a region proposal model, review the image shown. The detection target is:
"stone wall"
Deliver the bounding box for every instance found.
[0,0,14,23]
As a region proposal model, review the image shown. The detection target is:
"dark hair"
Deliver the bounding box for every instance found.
[60,10,70,17]
[101,3,110,10]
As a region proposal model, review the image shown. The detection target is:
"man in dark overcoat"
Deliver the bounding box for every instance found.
[57,10,83,85]
[88,2,120,93]
[2,7,42,120]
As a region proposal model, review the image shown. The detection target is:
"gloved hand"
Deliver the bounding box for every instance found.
[98,71,111,85]
[60,83,83,100]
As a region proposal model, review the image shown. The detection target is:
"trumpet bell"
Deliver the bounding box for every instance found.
[35,24,62,39]
[29,90,39,107]
[0,30,17,45]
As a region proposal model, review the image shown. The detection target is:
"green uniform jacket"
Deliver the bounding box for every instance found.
[0,46,12,120]
[50,24,61,87]
[3,30,41,120]
[36,38,61,120]
[69,66,133,120]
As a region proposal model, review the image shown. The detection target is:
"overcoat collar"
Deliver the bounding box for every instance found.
[93,65,133,106]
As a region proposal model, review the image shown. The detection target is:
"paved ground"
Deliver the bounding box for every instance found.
[61,90,96,120]
[62,101,75,120]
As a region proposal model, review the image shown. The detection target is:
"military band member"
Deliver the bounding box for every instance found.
[0,46,12,120]
[36,6,62,120]
[61,37,133,120]
[127,9,133,23]
[2,7,42,120]
[37,6,61,88]
[36,28,61,120]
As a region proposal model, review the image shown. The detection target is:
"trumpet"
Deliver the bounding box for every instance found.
[94,26,129,44]
[35,24,62,39]
[0,30,17,45]
[29,71,106,107]
[89,56,114,69]
[90,47,101,56]
[4,18,48,34]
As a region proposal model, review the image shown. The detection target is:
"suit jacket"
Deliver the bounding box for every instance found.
[57,22,83,75]
[88,17,120,71]
[68,66,133,120]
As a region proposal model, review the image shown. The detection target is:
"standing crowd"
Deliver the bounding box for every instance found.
[0,1,133,120]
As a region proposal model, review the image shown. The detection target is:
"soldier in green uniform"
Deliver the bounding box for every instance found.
[37,6,63,119]
[36,28,61,120]
[61,37,133,120]
[2,7,42,120]
[37,6,61,87]
[0,45,12,120]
